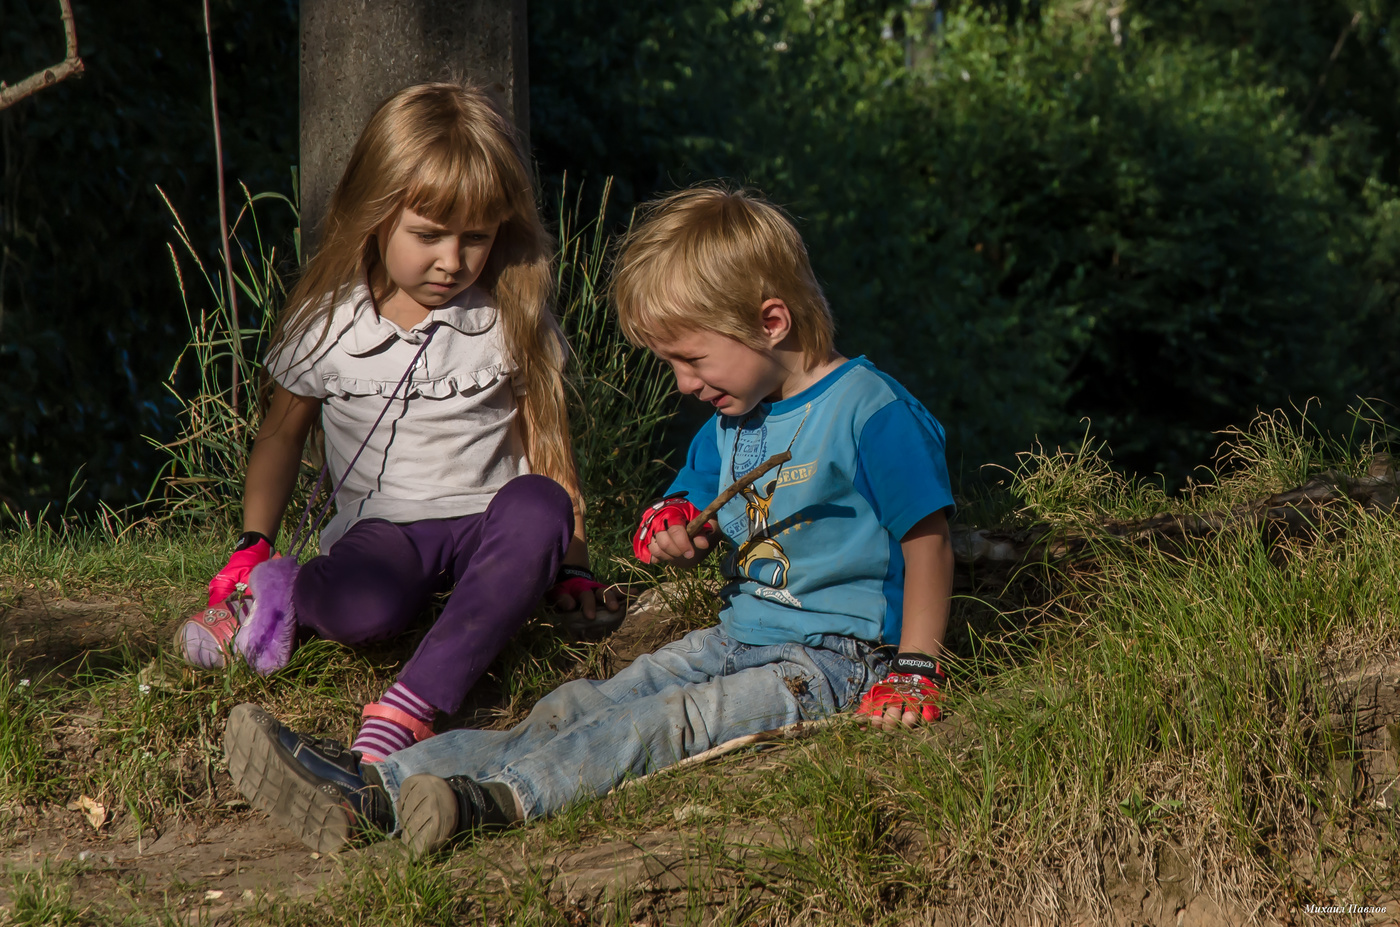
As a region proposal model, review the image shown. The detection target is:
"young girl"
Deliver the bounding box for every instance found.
[177,82,621,762]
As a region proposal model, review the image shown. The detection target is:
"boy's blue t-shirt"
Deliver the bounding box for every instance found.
[666,356,954,647]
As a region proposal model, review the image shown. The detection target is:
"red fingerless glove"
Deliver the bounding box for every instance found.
[546,565,604,606]
[857,654,946,723]
[632,495,705,564]
[207,533,274,606]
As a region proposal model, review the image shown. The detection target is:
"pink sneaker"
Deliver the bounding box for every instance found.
[177,557,299,673]
[176,601,244,668]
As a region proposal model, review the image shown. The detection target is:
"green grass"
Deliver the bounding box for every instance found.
[1,864,94,927]
[0,664,51,805]
[235,855,474,927]
[0,860,155,927]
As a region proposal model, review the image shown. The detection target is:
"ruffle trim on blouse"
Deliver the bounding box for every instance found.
[320,361,517,399]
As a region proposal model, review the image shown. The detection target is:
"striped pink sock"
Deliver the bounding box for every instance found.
[352,682,436,761]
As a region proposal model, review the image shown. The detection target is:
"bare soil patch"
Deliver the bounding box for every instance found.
[2,588,164,679]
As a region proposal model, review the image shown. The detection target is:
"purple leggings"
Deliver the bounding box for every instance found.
[291,475,574,714]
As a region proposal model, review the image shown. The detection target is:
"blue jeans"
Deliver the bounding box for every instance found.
[371,625,883,820]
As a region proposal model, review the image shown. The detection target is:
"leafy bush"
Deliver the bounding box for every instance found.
[534,0,1400,479]
[725,4,1369,476]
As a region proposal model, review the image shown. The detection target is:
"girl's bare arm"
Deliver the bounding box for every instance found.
[242,384,321,541]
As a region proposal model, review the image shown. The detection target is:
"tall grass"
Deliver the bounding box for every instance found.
[846,413,1400,918]
[1012,403,1397,529]
[555,180,676,559]
[151,183,299,523]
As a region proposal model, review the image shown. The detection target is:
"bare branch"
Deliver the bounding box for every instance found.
[0,0,85,111]
[614,717,842,792]
[1302,10,1363,123]
[951,453,1399,568]
[203,0,242,429]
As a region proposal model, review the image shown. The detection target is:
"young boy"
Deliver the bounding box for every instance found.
[222,186,955,856]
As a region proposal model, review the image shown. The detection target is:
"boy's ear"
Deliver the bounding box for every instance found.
[758,298,793,348]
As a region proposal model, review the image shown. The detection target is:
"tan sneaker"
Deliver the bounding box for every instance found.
[398,774,517,856]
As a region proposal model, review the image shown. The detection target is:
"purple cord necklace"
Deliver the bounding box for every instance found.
[283,321,442,561]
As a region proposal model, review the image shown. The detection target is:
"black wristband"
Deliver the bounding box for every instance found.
[890,652,944,681]
[555,564,596,585]
[234,531,275,553]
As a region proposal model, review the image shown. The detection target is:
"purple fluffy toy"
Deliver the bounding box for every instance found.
[234,556,299,676]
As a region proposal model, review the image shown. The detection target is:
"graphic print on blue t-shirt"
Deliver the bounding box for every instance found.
[664,357,955,647]
[732,423,769,477]
[730,449,792,594]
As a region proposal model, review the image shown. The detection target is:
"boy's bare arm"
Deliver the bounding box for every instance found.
[866,509,954,731]
[896,509,953,659]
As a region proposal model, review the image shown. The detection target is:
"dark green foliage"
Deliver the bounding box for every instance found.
[0,0,297,513]
[4,0,1400,512]
[534,0,1400,478]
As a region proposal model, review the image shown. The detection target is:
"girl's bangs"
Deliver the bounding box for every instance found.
[402,145,512,225]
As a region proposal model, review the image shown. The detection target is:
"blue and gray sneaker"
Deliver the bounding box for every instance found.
[224,703,393,853]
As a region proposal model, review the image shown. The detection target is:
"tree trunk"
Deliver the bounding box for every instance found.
[299,0,528,248]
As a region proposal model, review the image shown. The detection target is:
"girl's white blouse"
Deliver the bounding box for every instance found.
[266,284,530,552]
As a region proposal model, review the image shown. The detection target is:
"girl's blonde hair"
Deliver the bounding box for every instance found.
[270,82,578,500]
[611,186,834,367]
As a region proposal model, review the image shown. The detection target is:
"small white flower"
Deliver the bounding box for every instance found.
[138,684,151,695]
[18,679,30,688]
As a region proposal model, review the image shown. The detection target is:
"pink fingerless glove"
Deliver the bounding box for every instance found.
[207,535,274,606]
[632,495,705,564]
[546,565,604,606]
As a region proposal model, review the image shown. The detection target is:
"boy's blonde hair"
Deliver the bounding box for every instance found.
[270,82,578,500]
[612,186,834,367]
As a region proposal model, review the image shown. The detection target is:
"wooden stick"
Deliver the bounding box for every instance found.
[614,717,842,792]
[0,0,85,111]
[685,450,791,537]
